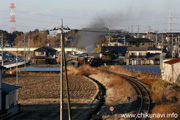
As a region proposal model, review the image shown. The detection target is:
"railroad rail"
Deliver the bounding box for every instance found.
[120,74,151,120]
[100,69,151,120]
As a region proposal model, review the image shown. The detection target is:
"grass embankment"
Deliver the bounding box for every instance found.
[68,65,137,119]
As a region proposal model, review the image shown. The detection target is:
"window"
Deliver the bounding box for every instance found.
[131,53,136,56]
[39,51,44,55]
[139,53,143,56]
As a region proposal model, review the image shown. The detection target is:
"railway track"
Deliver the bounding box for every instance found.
[120,74,151,120]
[100,69,151,120]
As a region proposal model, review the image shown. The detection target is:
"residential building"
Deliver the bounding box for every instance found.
[127,38,154,47]
[161,58,180,83]
[101,46,128,56]
[0,66,21,117]
[126,47,162,65]
[31,46,57,65]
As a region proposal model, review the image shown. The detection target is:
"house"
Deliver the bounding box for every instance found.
[126,47,162,65]
[101,46,128,56]
[161,58,180,83]
[127,38,154,47]
[0,66,21,117]
[31,46,57,65]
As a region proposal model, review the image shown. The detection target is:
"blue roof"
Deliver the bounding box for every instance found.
[18,67,62,72]
[122,66,161,74]
[2,83,22,93]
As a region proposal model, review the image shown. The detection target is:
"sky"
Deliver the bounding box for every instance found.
[1,0,180,33]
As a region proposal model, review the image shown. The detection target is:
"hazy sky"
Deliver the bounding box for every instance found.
[1,0,180,32]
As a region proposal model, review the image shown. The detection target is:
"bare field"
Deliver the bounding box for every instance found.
[3,74,97,99]
[2,73,98,120]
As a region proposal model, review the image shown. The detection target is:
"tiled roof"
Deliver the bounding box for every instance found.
[101,46,128,54]
[147,53,160,60]
[127,47,148,51]
[2,83,22,93]
[34,46,57,52]
[128,38,153,43]
[164,58,180,65]
[127,47,162,51]
[147,47,161,51]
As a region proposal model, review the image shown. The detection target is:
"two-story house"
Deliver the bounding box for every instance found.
[31,46,57,65]
[126,47,162,65]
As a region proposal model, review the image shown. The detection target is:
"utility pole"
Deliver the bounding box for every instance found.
[137,25,140,38]
[161,33,164,51]
[148,26,151,32]
[60,19,63,120]
[28,35,30,55]
[59,19,72,120]
[16,38,18,85]
[137,25,140,34]
[131,25,133,33]
[172,33,174,58]
[127,26,130,33]
[1,33,3,66]
[178,35,180,57]
[24,35,26,68]
[156,33,158,46]
[123,34,126,46]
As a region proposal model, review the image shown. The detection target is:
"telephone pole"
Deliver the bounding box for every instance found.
[161,33,164,50]
[60,19,63,120]
[24,35,26,68]
[59,19,72,120]
[1,33,3,66]
[172,33,174,58]
[131,25,133,33]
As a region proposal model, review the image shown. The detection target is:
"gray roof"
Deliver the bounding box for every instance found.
[101,46,128,54]
[127,47,148,51]
[148,47,161,51]
[34,46,57,52]
[0,66,6,69]
[127,47,162,51]
[128,38,153,43]
[2,83,22,93]
[147,53,160,60]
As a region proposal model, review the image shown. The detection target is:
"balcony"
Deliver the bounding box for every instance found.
[129,55,146,59]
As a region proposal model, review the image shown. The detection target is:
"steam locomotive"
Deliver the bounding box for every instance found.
[67,53,102,66]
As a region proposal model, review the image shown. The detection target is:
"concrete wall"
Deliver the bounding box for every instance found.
[0,70,2,111]
[163,63,172,82]
[162,62,180,83]
[173,63,180,83]
[5,91,17,110]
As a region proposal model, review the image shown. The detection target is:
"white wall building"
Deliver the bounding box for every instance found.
[161,58,180,83]
[0,66,21,117]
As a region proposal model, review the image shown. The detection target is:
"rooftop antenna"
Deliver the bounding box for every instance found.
[10,3,16,33]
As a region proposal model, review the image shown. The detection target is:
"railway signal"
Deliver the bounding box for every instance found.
[110,106,114,117]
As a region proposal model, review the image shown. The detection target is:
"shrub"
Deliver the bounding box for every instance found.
[152,79,170,95]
